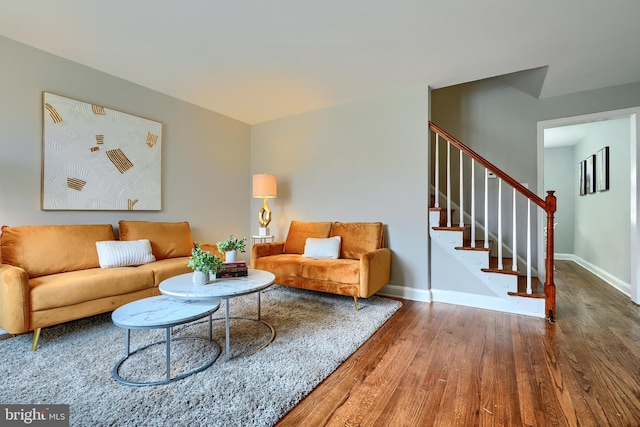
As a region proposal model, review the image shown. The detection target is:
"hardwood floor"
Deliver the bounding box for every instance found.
[276,260,640,426]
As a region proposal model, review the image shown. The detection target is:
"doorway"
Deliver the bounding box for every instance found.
[537,107,640,304]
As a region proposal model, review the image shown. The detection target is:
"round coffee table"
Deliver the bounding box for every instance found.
[159,269,276,361]
[111,295,221,386]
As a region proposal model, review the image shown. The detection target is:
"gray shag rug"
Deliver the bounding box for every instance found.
[0,285,402,426]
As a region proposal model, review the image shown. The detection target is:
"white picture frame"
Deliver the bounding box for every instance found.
[42,92,162,211]
[596,146,610,191]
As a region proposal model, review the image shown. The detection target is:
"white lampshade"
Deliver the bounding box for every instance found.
[253,174,277,198]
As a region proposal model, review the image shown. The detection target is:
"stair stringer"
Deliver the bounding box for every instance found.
[429,211,545,318]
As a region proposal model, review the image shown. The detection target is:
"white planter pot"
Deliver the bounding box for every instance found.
[225,250,237,263]
[192,270,209,286]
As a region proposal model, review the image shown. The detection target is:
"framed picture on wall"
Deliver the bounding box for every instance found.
[596,146,610,191]
[586,154,596,194]
[42,92,162,211]
[579,160,586,196]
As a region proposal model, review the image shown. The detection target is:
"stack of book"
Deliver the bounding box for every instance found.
[216,261,248,278]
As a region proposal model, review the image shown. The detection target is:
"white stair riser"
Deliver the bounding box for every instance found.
[430,220,544,318]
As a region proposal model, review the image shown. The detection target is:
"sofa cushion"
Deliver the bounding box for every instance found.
[137,257,193,287]
[330,222,384,260]
[254,254,305,276]
[300,258,360,284]
[283,221,333,254]
[0,224,115,278]
[29,267,154,311]
[96,239,156,268]
[118,221,194,260]
[303,236,341,259]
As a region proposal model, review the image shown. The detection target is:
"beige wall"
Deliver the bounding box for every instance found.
[1,34,430,297]
[0,36,251,246]
[250,87,430,294]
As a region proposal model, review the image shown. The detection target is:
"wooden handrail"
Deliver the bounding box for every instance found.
[429,122,546,209]
[429,121,557,321]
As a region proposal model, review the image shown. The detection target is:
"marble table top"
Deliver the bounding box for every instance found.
[112,295,221,330]
[159,269,276,301]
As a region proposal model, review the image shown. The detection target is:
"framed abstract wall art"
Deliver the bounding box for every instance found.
[42,92,162,210]
[579,160,586,196]
[585,154,596,194]
[596,146,610,191]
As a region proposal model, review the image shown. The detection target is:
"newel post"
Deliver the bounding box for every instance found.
[544,190,557,322]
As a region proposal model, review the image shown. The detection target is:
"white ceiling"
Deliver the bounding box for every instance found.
[544,117,630,148]
[1,0,639,124]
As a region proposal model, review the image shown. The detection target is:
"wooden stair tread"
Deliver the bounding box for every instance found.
[457,239,492,251]
[481,268,520,276]
[432,225,468,232]
[507,291,545,299]
[455,245,490,251]
[508,276,545,298]
[481,256,518,274]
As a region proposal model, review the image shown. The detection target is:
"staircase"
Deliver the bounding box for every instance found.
[429,122,556,321]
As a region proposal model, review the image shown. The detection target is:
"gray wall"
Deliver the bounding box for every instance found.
[572,118,631,283]
[544,145,575,254]
[250,87,430,293]
[0,36,251,246]
[432,79,640,193]
[432,77,639,285]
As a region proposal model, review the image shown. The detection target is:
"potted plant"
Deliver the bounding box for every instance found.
[216,235,247,263]
[187,242,223,285]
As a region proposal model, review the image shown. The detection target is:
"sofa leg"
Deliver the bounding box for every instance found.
[353,297,359,311]
[31,328,41,352]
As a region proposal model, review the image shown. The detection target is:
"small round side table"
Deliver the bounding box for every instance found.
[251,235,275,244]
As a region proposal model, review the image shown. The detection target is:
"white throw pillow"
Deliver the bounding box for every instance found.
[302,236,341,259]
[96,239,156,268]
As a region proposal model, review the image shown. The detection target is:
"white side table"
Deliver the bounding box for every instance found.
[159,270,276,361]
[251,235,274,244]
[111,295,221,386]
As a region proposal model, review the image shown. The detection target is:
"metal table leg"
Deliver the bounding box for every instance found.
[125,329,131,355]
[257,291,261,321]
[166,327,171,383]
[225,298,230,361]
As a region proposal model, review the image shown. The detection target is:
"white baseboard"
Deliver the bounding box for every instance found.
[555,253,631,297]
[431,289,546,318]
[377,285,546,317]
[377,284,431,302]
[0,327,10,340]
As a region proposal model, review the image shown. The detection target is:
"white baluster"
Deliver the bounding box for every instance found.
[498,178,503,270]
[434,134,440,208]
[447,141,451,227]
[527,200,532,293]
[512,188,518,272]
[471,160,475,247]
[484,169,489,249]
[459,150,464,227]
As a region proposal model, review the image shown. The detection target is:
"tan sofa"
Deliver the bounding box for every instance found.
[251,221,391,309]
[0,220,219,350]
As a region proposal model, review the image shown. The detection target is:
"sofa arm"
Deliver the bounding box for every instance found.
[0,263,30,334]
[250,242,285,268]
[198,243,223,259]
[359,248,391,298]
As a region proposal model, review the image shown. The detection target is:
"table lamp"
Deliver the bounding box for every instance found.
[253,173,277,236]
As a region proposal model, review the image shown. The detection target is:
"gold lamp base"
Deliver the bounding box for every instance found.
[258,197,272,229]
